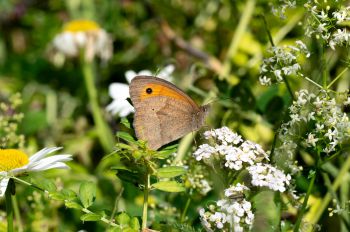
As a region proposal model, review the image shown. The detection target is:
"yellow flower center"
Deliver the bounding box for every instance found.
[0,149,29,172]
[63,20,100,33]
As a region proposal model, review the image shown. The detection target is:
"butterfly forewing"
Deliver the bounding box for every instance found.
[129,76,206,150]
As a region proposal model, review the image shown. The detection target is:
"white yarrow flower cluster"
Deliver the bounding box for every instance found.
[259,40,310,86]
[199,183,254,232]
[305,3,350,50]
[247,163,291,192]
[194,127,269,170]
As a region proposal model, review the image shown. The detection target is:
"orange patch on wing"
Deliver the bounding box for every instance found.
[139,83,188,102]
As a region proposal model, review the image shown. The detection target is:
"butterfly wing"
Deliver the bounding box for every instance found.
[130,76,203,150]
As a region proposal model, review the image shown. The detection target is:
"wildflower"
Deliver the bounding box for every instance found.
[199,184,254,231]
[192,144,216,161]
[306,133,318,147]
[305,3,350,50]
[259,41,309,86]
[271,0,297,19]
[52,19,112,62]
[247,163,291,192]
[274,89,350,171]
[106,65,175,117]
[0,147,72,197]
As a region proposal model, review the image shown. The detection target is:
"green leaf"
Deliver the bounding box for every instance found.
[116,212,130,226]
[80,213,101,221]
[120,117,131,129]
[35,179,57,192]
[117,131,136,143]
[111,164,131,172]
[79,182,96,208]
[152,181,186,192]
[153,145,178,159]
[61,189,78,200]
[156,166,187,178]
[129,217,140,230]
[49,192,64,201]
[65,200,83,209]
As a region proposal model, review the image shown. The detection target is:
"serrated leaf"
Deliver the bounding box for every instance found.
[65,200,83,209]
[156,166,186,178]
[116,212,130,226]
[79,182,96,208]
[120,117,131,128]
[80,213,101,221]
[152,181,186,192]
[117,131,136,143]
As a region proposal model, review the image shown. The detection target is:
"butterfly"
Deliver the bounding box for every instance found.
[129,76,209,150]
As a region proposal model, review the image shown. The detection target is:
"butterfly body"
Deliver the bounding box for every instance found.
[129,76,209,150]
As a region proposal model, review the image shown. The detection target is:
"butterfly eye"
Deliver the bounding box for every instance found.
[146,88,153,94]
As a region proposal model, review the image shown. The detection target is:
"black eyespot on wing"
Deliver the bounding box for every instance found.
[146,88,152,94]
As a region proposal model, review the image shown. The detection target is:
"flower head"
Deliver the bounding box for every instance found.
[200,184,254,231]
[0,147,72,197]
[259,40,309,86]
[106,65,175,117]
[52,19,112,62]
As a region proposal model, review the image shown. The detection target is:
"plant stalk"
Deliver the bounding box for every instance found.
[5,179,14,232]
[293,170,317,232]
[307,155,350,231]
[142,174,150,229]
[180,197,191,223]
[81,58,114,152]
[220,0,256,80]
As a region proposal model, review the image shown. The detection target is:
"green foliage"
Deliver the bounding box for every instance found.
[0,0,350,231]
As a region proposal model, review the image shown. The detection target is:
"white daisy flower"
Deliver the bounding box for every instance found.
[52,19,113,62]
[106,65,175,117]
[0,147,72,197]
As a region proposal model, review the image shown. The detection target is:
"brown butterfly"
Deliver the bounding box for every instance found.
[129,76,209,150]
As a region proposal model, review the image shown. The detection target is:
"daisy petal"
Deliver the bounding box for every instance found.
[29,147,63,162]
[27,155,72,171]
[0,177,10,197]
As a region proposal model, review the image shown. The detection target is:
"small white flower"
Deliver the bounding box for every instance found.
[106,65,175,117]
[193,144,216,161]
[0,147,72,197]
[306,133,319,147]
[106,83,134,117]
[247,163,291,192]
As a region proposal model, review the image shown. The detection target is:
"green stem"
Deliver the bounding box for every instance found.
[282,76,295,100]
[307,155,350,231]
[262,15,295,100]
[261,15,275,47]
[220,0,256,80]
[11,195,23,232]
[142,174,150,229]
[293,170,317,232]
[320,43,328,88]
[5,179,14,232]
[327,67,348,89]
[180,197,191,223]
[81,58,115,152]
